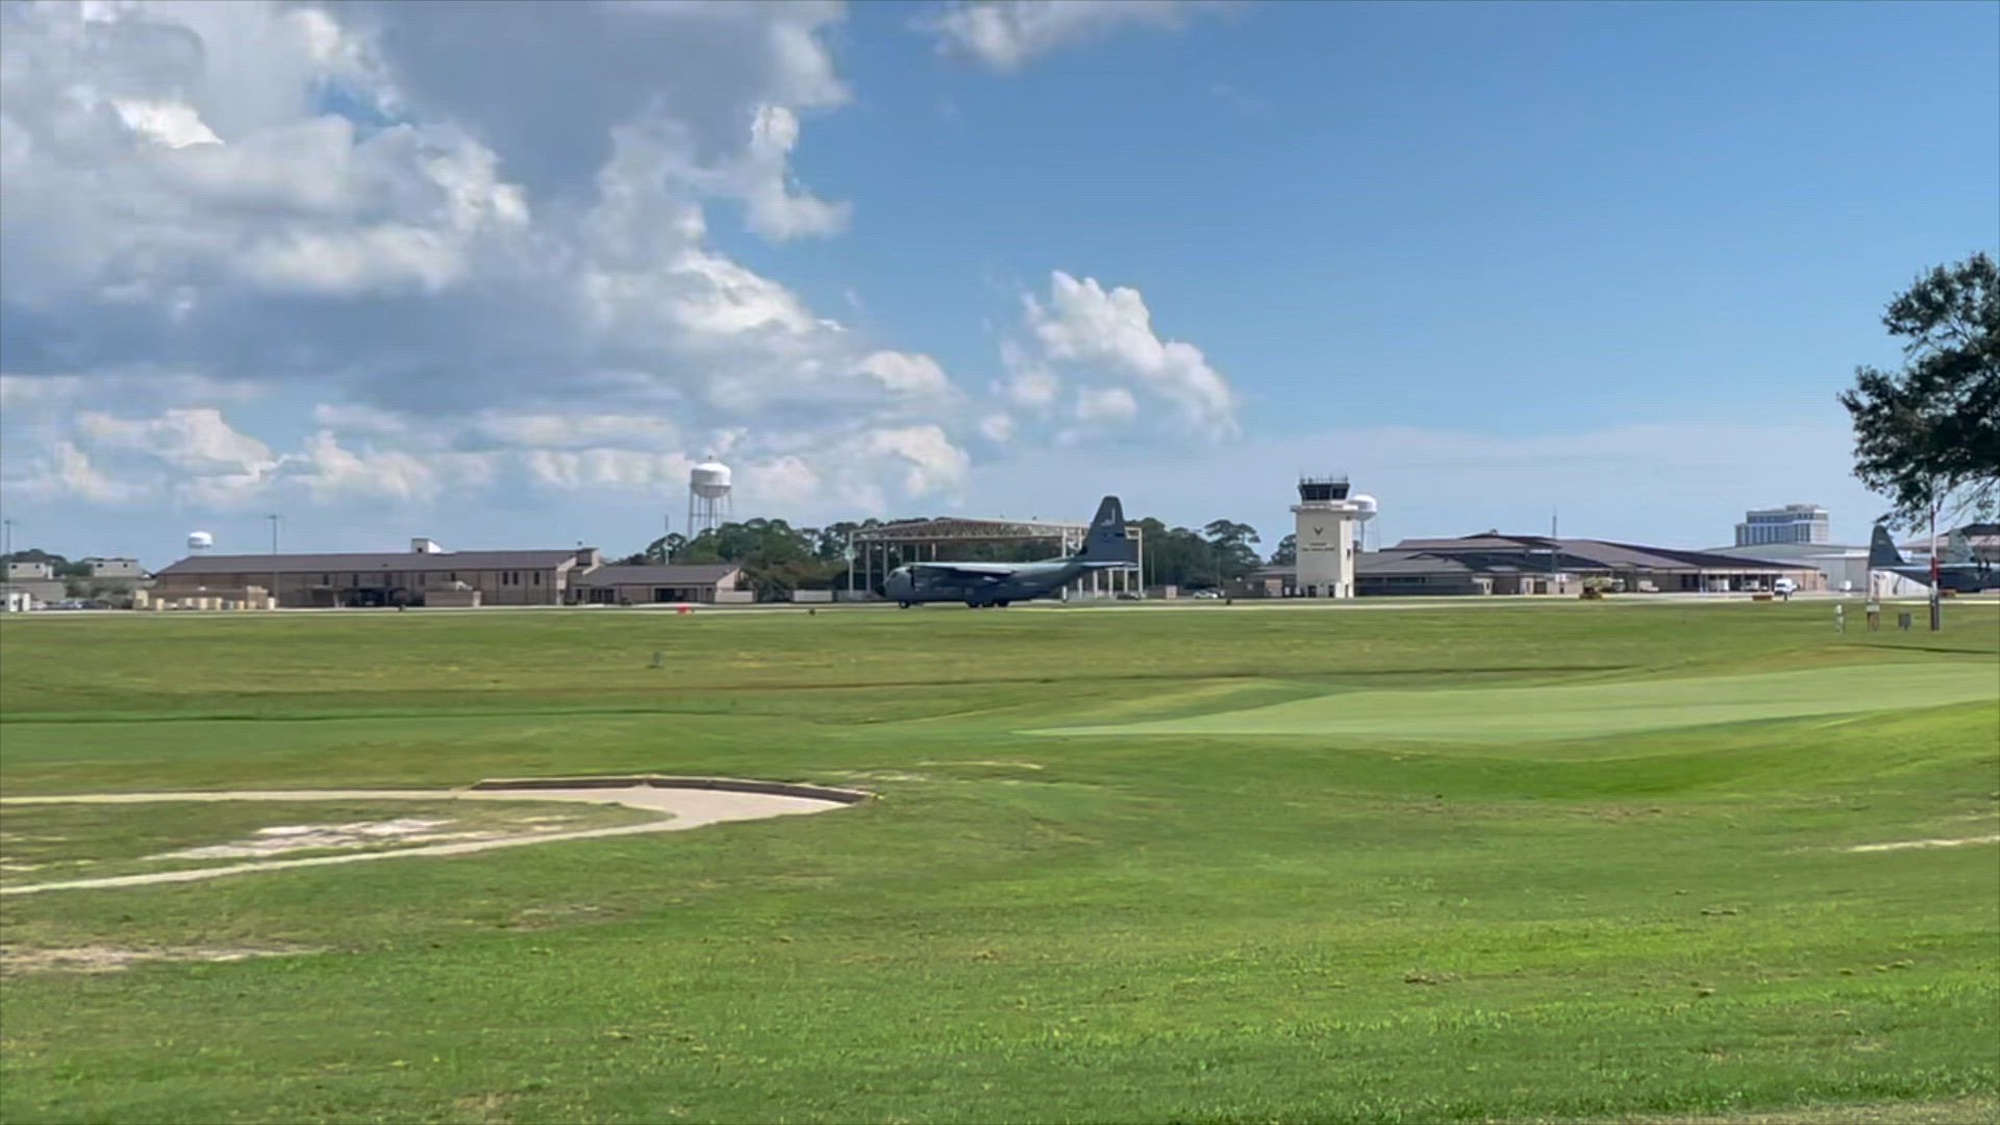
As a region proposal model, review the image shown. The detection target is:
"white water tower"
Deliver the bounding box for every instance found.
[187,530,213,556]
[687,459,733,538]
[1352,493,1379,552]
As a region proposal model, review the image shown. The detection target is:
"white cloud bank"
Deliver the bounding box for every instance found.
[0,0,992,526]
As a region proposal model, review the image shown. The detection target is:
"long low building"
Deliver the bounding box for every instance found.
[1252,533,1823,597]
[566,564,750,605]
[151,539,748,608]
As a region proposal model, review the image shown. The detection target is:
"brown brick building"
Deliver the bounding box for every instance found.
[151,540,757,608]
[152,542,601,608]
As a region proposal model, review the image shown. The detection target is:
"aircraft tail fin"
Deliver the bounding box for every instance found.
[1080,496,1137,565]
[1943,529,1975,565]
[1868,524,1905,569]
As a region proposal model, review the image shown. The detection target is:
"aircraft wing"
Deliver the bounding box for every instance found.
[906,561,1014,582]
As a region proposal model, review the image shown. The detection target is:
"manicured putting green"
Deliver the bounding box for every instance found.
[1036,661,1999,743]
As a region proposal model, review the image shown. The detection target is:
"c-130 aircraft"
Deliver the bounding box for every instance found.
[883,496,1138,608]
[1870,524,1997,593]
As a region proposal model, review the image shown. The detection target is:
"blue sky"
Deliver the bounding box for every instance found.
[1,0,1994,566]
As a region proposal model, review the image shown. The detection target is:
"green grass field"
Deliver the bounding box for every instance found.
[1,598,1996,1123]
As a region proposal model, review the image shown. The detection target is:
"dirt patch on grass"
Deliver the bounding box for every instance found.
[1847,834,2000,853]
[0,782,859,896]
[1599,1095,1999,1123]
[149,816,588,860]
[0,944,319,976]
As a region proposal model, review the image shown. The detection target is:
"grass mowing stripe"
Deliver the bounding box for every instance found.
[1035,662,2000,742]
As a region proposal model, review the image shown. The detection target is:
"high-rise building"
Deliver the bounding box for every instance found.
[1735,504,1830,547]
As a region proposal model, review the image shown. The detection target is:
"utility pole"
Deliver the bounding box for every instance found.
[1136,523,1146,596]
[2,517,13,561]
[268,513,281,608]
[1929,497,1942,632]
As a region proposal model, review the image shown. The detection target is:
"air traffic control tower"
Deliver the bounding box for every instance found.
[1292,475,1363,598]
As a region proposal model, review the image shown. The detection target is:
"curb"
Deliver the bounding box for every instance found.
[467,775,875,805]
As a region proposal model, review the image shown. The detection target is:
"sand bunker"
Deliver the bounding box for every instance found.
[0,777,867,897]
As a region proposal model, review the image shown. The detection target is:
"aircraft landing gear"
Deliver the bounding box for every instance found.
[996,600,1011,608]
[898,601,913,609]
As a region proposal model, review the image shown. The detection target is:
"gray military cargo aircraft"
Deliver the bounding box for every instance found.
[1870,524,1997,593]
[883,496,1137,608]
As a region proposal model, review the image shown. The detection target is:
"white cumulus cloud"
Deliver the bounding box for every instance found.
[1075,384,1139,423]
[77,408,276,478]
[0,0,986,533]
[918,1,1220,72]
[859,351,952,397]
[1021,270,1238,438]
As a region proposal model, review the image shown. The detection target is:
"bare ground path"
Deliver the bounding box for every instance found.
[0,782,858,896]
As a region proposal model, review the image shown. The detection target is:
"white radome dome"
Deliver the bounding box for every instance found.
[690,461,733,499]
[187,530,214,550]
[1352,494,1379,521]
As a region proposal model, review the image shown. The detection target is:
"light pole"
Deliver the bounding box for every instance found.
[2,517,13,561]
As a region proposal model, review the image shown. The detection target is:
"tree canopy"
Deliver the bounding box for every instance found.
[1839,252,2000,528]
[1126,518,1263,590]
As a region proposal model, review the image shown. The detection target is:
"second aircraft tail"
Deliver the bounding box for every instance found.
[1868,524,1905,569]
[1080,496,1138,566]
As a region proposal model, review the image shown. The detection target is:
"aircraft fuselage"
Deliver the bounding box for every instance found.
[884,560,1097,607]
[1879,563,1997,594]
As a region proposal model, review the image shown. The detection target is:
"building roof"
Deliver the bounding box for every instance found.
[1899,523,2000,552]
[1702,542,1870,561]
[570,564,741,588]
[1354,551,1484,577]
[1383,534,1804,573]
[157,550,588,576]
[853,517,1086,543]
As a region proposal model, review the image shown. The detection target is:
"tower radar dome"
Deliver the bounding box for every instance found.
[187,530,213,552]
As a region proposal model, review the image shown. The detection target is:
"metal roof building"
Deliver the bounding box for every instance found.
[568,564,748,605]
[152,544,603,608]
[1255,533,1823,597]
